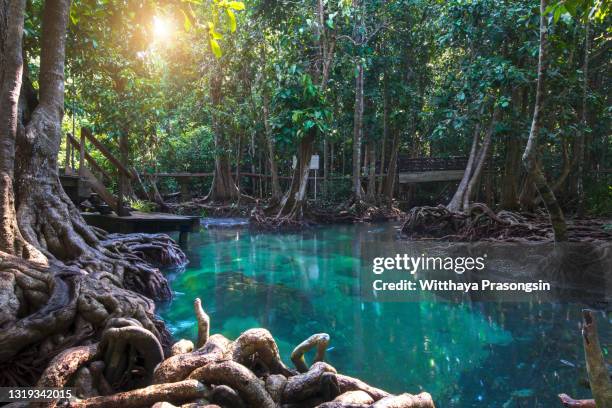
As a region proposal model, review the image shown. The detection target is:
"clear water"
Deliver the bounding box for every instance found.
[157,221,607,407]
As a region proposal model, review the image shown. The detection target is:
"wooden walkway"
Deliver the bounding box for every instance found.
[398,156,468,183]
[82,211,199,243]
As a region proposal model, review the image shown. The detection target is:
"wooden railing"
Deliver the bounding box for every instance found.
[64,127,132,215]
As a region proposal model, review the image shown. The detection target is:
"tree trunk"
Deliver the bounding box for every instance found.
[500,135,522,210]
[366,141,376,202]
[262,94,281,203]
[377,76,388,197]
[383,129,399,206]
[463,108,499,209]
[206,73,240,203]
[573,19,589,216]
[14,0,103,260]
[352,64,364,200]
[276,130,315,219]
[521,0,567,242]
[0,0,38,259]
[447,114,482,213]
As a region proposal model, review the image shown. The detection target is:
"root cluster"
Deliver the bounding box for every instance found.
[401,203,611,242]
[0,232,186,388]
[37,298,435,408]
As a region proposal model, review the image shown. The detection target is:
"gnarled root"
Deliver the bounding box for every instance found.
[558,394,596,407]
[370,393,435,408]
[171,339,194,356]
[291,333,330,373]
[188,360,276,408]
[194,298,210,348]
[210,384,247,408]
[70,379,209,408]
[230,328,293,376]
[282,361,338,403]
[581,310,612,407]
[99,323,164,388]
[153,334,231,384]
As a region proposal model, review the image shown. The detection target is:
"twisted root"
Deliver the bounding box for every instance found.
[291,333,330,373]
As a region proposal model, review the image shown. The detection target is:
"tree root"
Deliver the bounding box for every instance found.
[558,394,596,407]
[188,361,276,408]
[291,333,330,373]
[70,379,209,408]
[33,298,435,407]
[0,231,185,387]
[194,298,210,348]
[401,203,612,243]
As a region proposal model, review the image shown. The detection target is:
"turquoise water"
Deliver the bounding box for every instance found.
[157,222,605,407]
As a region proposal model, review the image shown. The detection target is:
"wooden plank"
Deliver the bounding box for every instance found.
[82,211,200,234]
[67,133,113,181]
[79,166,118,212]
[81,127,134,180]
[399,170,465,183]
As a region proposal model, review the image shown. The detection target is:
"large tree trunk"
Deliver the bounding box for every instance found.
[447,112,483,213]
[262,93,281,203]
[573,19,589,216]
[206,73,240,203]
[462,108,499,210]
[521,0,567,241]
[1,0,185,389]
[0,0,39,259]
[500,135,522,210]
[275,130,315,220]
[14,0,103,260]
[352,63,364,200]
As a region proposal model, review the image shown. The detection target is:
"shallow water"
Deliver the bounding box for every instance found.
[157,222,608,407]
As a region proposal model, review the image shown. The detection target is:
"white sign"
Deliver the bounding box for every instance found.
[309,155,320,170]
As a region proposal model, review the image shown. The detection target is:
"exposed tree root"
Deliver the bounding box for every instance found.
[558,394,596,407]
[291,333,330,373]
[35,298,435,407]
[0,231,186,388]
[402,203,611,243]
[557,310,612,408]
[250,200,404,231]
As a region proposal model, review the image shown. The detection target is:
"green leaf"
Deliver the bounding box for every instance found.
[228,1,245,10]
[226,9,237,32]
[181,10,192,32]
[210,38,222,58]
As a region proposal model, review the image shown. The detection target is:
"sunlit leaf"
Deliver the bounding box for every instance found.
[227,1,245,10]
[181,10,192,32]
[210,38,222,58]
[226,9,237,32]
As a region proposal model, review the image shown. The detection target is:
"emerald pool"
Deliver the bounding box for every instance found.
[157,221,606,407]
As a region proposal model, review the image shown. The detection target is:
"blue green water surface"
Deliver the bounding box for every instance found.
[157,221,605,407]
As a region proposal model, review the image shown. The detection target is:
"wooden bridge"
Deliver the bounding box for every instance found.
[397,156,468,184]
[60,128,199,242]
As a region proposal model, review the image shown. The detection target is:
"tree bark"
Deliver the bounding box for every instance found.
[206,72,240,203]
[0,0,38,258]
[262,93,281,203]
[366,141,376,203]
[383,129,399,207]
[573,19,589,216]
[352,64,364,200]
[521,0,567,241]
[447,108,483,213]
[463,108,499,210]
[500,135,521,210]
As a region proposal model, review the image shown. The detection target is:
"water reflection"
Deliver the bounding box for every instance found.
[158,223,606,407]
